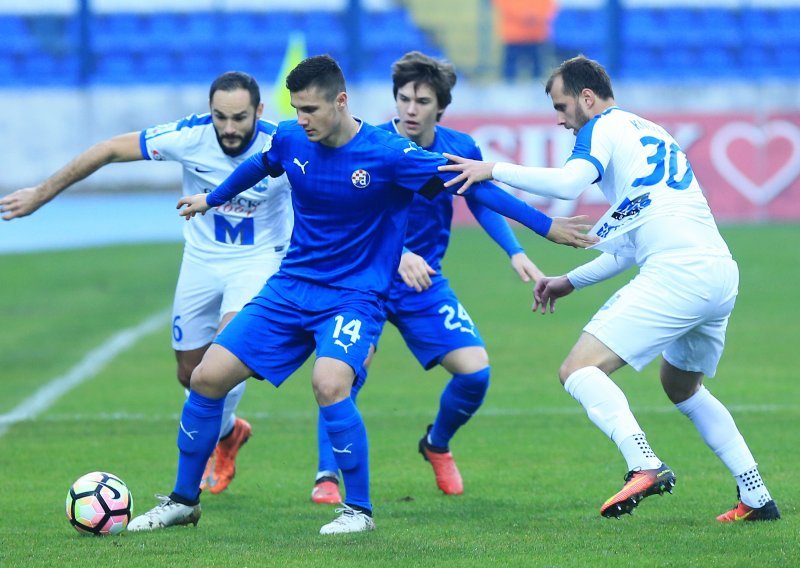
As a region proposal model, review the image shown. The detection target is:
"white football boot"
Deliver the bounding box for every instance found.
[319,504,375,535]
[127,494,201,532]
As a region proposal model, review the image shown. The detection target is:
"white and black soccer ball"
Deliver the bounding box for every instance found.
[65,471,133,535]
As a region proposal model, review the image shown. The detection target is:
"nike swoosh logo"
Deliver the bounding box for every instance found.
[195,167,214,173]
[734,510,754,521]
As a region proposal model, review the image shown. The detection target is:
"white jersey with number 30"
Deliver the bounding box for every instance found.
[140,114,292,263]
[572,107,729,262]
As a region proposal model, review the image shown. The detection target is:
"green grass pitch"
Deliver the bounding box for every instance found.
[0,225,796,566]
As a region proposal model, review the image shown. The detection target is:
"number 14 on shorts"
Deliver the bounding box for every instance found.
[332,315,362,352]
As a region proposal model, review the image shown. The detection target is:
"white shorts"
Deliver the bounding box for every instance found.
[584,254,738,377]
[171,249,285,351]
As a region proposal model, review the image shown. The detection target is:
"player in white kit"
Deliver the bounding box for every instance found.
[0,71,292,495]
[440,56,779,522]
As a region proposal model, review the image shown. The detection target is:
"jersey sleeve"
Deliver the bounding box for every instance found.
[394,145,450,200]
[140,114,205,162]
[567,115,613,182]
[258,129,285,177]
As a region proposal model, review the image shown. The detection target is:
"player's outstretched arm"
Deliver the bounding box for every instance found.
[510,252,545,283]
[546,215,598,248]
[177,193,211,219]
[195,152,271,214]
[532,275,575,314]
[0,132,142,221]
[398,250,437,292]
[438,153,495,193]
[440,153,597,201]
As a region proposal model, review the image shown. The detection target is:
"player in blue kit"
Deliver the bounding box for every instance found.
[0,71,291,496]
[311,51,545,505]
[127,55,595,535]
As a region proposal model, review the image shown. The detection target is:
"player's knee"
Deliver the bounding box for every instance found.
[442,347,489,374]
[188,364,221,397]
[312,377,351,406]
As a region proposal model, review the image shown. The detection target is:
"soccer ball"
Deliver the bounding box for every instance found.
[65,471,133,535]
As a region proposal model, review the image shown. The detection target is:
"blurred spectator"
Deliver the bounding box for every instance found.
[494,0,558,81]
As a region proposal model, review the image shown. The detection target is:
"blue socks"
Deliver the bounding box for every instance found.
[172,390,224,504]
[317,387,361,480]
[320,397,371,513]
[429,367,490,449]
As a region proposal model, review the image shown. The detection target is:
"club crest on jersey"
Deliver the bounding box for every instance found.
[351,169,371,189]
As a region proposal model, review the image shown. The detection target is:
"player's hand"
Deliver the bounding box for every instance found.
[398,251,437,292]
[532,275,574,314]
[177,193,211,219]
[438,153,496,194]
[510,252,544,284]
[546,215,599,248]
[0,187,47,220]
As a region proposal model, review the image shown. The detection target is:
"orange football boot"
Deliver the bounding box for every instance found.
[600,463,676,518]
[418,425,464,496]
[200,417,252,494]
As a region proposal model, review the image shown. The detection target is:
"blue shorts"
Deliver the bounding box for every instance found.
[214,273,384,388]
[385,276,485,370]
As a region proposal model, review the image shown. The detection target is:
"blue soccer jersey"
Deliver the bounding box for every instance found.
[378,119,483,274]
[207,118,553,298]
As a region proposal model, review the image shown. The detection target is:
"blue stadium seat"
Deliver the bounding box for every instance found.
[660,46,697,79]
[22,52,79,85]
[0,55,17,85]
[91,13,151,53]
[698,47,737,78]
[0,16,37,54]
[149,13,186,50]
[621,9,664,48]
[699,9,740,48]
[742,8,779,48]
[92,53,140,85]
[619,48,662,79]
[552,9,608,57]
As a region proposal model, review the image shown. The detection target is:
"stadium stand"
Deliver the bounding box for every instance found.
[1,3,800,86]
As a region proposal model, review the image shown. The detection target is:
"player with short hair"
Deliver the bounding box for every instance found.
[0,71,292,496]
[127,54,596,535]
[311,51,545,505]
[441,55,780,522]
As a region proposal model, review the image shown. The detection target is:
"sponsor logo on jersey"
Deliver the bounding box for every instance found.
[351,169,370,189]
[151,149,164,161]
[611,192,651,221]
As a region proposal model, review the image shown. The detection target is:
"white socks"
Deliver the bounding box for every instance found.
[676,386,771,507]
[219,381,246,440]
[564,367,661,471]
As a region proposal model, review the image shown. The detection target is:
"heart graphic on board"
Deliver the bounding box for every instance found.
[710,120,800,205]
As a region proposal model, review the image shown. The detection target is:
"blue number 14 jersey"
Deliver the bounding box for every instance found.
[259,119,448,297]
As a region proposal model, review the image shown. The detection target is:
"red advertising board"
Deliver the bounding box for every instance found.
[442,113,800,225]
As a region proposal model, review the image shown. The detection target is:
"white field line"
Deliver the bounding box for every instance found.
[31,403,800,425]
[0,309,169,437]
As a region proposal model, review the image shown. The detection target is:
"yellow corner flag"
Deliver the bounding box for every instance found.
[272,33,308,120]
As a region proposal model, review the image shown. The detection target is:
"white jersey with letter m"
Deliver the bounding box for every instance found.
[140,114,292,263]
